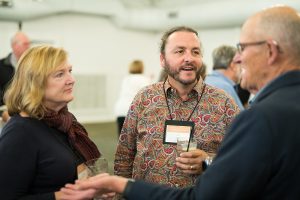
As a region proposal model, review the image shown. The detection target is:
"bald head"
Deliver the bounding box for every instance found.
[243,5,300,65]
[238,6,300,93]
[11,31,30,60]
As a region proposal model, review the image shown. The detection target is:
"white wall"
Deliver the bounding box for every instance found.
[0,14,241,123]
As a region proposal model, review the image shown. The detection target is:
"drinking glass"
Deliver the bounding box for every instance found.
[177,137,197,153]
[84,158,108,200]
[85,157,109,177]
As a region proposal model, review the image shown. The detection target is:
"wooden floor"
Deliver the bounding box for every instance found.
[83,121,119,174]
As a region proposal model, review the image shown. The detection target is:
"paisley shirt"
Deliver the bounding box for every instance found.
[114,79,240,188]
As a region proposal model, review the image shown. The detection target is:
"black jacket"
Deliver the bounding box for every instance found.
[0,115,82,199]
[0,53,15,106]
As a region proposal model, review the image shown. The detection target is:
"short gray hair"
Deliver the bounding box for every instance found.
[212,45,237,70]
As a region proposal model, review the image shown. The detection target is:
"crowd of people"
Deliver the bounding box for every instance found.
[0,4,300,200]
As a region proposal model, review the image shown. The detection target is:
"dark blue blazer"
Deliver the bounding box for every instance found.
[125,70,300,200]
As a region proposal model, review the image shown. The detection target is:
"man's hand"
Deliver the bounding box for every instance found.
[175,149,208,175]
[59,174,128,200]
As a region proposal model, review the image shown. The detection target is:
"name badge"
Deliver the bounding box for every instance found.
[163,120,194,144]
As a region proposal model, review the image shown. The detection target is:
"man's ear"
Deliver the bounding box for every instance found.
[267,40,280,65]
[160,54,165,67]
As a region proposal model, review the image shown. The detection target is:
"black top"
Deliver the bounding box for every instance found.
[0,53,15,106]
[0,115,84,200]
[124,71,300,200]
[235,83,250,106]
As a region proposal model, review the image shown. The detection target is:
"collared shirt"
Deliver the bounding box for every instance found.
[9,53,17,68]
[205,71,244,110]
[114,79,240,188]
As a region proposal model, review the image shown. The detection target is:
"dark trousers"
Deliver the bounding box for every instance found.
[116,116,126,136]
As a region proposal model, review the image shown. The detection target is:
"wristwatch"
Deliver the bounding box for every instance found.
[202,156,214,171]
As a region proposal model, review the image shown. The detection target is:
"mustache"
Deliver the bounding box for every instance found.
[180,63,197,70]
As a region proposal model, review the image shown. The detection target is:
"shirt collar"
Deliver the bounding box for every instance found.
[164,77,205,96]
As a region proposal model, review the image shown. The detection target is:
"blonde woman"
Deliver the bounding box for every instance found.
[0,45,100,199]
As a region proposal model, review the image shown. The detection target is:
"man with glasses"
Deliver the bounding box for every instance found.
[60,5,300,200]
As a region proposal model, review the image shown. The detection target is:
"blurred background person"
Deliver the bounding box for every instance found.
[0,31,30,121]
[205,45,244,110]
[0,45,100,199]
[232,55,251,108]
[114,59,151,136]
[236,82,251,108]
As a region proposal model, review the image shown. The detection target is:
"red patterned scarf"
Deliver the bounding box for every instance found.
[42,106,101,161]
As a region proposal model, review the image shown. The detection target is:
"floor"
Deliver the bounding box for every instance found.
[83,121,119,174]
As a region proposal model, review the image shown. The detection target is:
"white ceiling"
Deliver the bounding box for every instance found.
[0,0,300,32]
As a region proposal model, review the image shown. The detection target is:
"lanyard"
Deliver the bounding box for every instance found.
[163,79,206,121]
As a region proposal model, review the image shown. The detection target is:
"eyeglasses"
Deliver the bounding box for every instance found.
[236,41,267,53]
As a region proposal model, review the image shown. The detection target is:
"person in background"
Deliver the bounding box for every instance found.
[205,45,244,110]
[0,31,30,121]
[112,26,239,191]
[61,5,300,200]
[235,83,250,108]
[114,60,151,136]
[0,45,101,199]
[232,56,251,108]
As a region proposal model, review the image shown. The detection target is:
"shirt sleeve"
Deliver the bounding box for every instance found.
[114,95,140,178]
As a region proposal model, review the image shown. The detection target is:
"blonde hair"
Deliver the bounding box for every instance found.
[129,60,144,74]
[4,45,67,119]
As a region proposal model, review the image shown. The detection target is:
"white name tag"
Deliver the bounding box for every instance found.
[163,120,194,144]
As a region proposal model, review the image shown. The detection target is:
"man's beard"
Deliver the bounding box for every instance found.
[164,62,201,85]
